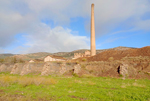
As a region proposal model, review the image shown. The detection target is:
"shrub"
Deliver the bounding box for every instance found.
[89,70,94,73]
[66,62,71,65]
[108,57,114,61]
[57,61,63,64]
[76,61,79,64]
[73,73,79,77]
[82,58,87,62]
[81,64,86,69]
[119,74,123,77]
[0,58,4,63]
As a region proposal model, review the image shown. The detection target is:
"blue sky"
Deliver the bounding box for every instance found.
[0,0,150,54]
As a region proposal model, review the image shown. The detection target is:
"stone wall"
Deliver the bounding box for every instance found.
[0,61,149,79]
[41,62,77,76]
[20,63,44,75]
[10,63,25,74]
[0,62,80,76]
[0,63,14,72]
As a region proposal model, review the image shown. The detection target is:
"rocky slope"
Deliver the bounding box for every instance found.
[73,46,149,62]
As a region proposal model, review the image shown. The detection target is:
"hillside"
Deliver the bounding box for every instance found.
[53,49,89,59]
[0,54,14,59]
[0,46,136,61]
[54,46,135,59]
[86,46,150,61]
[25,52,52,60]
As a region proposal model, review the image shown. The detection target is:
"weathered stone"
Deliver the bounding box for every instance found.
[41,62,61,76]
[0,63,13,72]
[10,63,24,74]
[41,62,76,76]
[120,64,128,79]
[59,63,67,75]
[74,64,81,74]
[20,63,44,75]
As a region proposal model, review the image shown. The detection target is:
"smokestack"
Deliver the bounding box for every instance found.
[90,4,96,56]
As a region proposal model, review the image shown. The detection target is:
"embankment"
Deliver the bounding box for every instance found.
[0,60,150,79]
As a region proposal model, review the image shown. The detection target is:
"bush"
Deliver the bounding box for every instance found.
[82,58,87,62]
[73,73,79,77]
[119,74,123,77]
[108,57,114,61]
[89,70,94,73]
[0,58,4,63]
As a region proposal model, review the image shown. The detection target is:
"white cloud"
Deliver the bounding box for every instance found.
[93,0,150,35]
[18,24,89,54]
[0,0,150,53]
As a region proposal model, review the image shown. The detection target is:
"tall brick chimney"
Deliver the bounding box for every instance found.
[90,4,96,56]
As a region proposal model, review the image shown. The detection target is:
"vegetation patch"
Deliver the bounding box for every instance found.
[0,73,149,100]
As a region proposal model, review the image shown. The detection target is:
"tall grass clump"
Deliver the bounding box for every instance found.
[18,76,57,86]
[0,75,18,87]
[82,58,87,62]
[0,74,57,87]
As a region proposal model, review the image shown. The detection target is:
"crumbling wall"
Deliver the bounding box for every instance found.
[0,60,149,79]
[0,63,14,72]
[84,61,121,77]
[10,63,25,74]
[41,62,61,76]
[118,64,128,79]
[41,62,75,76]
[20,63,44,75]
[74,64,81,74]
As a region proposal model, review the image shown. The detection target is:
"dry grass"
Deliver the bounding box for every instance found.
[81,74,95,78]
[74,79,83,84]
[108,57,114,61]
[121,83,131,88]
[88,81,96,85]
[132,82,146,88]
[0,75,18,87]
[121,82,146,88]
[121,56,150,61]
[0,75,57,87]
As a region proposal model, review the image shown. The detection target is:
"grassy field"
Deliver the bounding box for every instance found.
[0,73,149,101]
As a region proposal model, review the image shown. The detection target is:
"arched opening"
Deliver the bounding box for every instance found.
[117,66,120,74]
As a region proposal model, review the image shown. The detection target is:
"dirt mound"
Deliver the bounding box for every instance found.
[87,46,150,61]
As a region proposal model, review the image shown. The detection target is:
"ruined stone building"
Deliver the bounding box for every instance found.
[44,55,66,62]
[73,51,91,59]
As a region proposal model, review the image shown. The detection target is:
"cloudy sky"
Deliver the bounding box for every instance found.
[0,0,150,54]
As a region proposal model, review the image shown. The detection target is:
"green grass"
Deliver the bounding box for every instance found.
[0,73,150,101]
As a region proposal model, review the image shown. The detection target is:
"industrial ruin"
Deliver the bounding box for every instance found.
[74,4,96,59]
